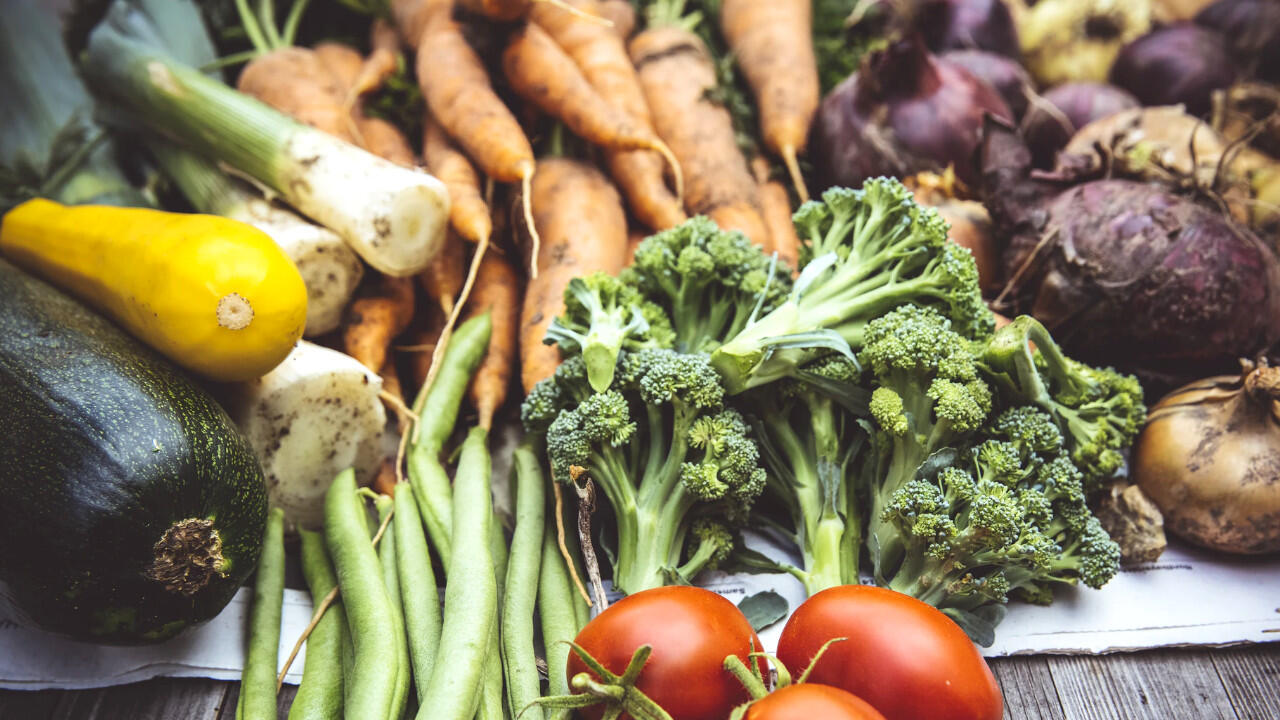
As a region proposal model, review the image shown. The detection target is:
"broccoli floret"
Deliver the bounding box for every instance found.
[544,273,677,392]
[623,217,792,355]
[710,178,995,393]
[675,518,736,582]
[542,348,767,595]
[978,316,1146,491]
[745,354,868,595]
[520,356,593,433]
[859,305,993,582]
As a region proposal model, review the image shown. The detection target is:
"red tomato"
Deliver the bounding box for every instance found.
[775,586,1002,720]
[567,586,763,720]
[745,683,888,720]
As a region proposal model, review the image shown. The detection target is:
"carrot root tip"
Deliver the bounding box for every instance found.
[782,146,810,204]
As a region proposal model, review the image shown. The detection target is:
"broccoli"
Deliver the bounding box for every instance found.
[875,404,1121,640]
[858,305,994,582]
[978,315,1146,491]
[538,348,767,594]
[544,272,676,392]
[623,217,793,354]
[711,178,995,393]
[747,355,867,595]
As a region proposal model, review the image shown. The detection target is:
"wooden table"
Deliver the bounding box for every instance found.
[1,644,1276,719]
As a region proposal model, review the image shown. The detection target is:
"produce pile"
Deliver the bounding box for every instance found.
[1,0,1278,718]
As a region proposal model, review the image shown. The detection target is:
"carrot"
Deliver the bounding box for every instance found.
[720,0,820,203]
[358,116,418,166]
[503,23,683,201]
[530,0,685,231]
[420,230,467,318]
[345,276,416,373]
[237,47,356,142]
[423,117,493,246]
[458,0,610,23]
[629,26,769,246]
[390,0,451,52]
[313,41,365,89]
[519,158,628,392]
[465,252,520,430]
[380,359,416,431]
[598,0,636,39]
[625,226,647,265]
[752,156,800,272]
[403,310,446,391]
[346,19,402,110]
[373,458,399,497]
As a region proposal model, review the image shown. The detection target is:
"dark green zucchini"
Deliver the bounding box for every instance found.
[0,258,267,643]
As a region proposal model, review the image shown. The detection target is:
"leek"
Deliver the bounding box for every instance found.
[79,0,449,277]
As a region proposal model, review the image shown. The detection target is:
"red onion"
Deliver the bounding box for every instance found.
[812,38,1013,191]
[1195,0,1280,82]
[941,49,1035,117]
[918,0,1021,58]
[1109,23,1239,117]
[978,116,1280,390]
[1021,82,1140,168]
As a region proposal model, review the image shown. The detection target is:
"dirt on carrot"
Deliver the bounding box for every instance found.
[344,275,417,373]
[519,157,628,392]
[420,229,467,317]
[237,47,356,142]
[423,116,493,245]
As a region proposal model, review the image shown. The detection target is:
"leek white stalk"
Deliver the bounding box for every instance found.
[229,341,388,531]
[81,1,449,276]
[151,144,364,336]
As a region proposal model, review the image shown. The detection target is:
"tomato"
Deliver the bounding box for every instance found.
[567,586,763,720]
[775,586,1003,720]
[745,683,888,720]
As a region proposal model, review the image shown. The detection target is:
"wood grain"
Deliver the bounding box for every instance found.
[1043,650,1240,720]
[991,655,1066,720]
[1211,645,1280,719]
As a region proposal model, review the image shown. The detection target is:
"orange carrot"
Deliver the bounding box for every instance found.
[358,115,418,166]
[420,230,467,317]
[626,226,647,265]
[373,458,399,497]
[422,116,493,245]
[380,360,415,432]
[391,0,452,51]
[720,0,820,202]
[502,22,683,199]
[458,0,610,23]
[313,41,365,89]
[344,276,416,373]
[465,251,520,430]
[403,309,447,391]
[531,0,685,231]
[629,26,769,246]
[520,158,628,392]
[346,19,402,109]
[752,156,800,272]
[237,47,356,142]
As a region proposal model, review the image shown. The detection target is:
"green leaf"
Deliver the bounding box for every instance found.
[942,605,1007,648]
[737,590,789,632]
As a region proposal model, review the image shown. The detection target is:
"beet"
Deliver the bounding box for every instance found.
[918,0,1021,58]
[978,116,1280,388]
[1109,23,1238,117]
[942,49,1035,117]
[813,38,1013,190]
[1195,0,1280,83]
[1021,82,1140,168]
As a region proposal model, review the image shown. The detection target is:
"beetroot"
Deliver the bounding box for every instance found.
[918,0,1021,58]
[942,49,1035,117]
[1021,82,1140,168]
[813,37,1013,190]
[1109,23,1238,117]
[978,116,1280,388]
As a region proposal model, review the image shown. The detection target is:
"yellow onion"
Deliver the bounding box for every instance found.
[1018,0,1151,87]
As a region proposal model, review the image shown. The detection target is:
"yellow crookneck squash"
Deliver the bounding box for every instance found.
[0,199,308,382]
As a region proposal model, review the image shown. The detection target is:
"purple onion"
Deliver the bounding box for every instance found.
[1021,82,1141,167]
[813,37,1013,190]
[918,0,1022,58]
[1195,0,1280,82]
[1109,23,1239,116]
[941,49,1035,117]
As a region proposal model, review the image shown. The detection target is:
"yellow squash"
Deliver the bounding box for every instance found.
[0,199,308,382]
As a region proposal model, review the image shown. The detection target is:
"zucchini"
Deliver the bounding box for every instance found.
[0,258,267,643]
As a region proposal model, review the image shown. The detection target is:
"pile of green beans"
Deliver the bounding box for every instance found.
[233,311,597,719]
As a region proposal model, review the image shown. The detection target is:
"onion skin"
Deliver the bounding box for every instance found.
[1195,0,1280,83]
[1109,23,1238,117]
[934,199,1002,294]
[1018,0,1152,87]
[813,38,1012,190]
[942,49,1035,118]
[978,115,1280,388]
[1021,82,1140,168]
[1135,365,1280,554]
[919,0,1021,58]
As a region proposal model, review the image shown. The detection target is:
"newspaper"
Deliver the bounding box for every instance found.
[3,538,1277,690]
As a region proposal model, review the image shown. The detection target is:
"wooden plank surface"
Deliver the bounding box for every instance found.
[2,645,1278,719]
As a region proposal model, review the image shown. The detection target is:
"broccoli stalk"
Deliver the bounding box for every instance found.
[978,315,1146,491]
[711,178,994,394]
[751,358,866,595]
[526,349,766,595]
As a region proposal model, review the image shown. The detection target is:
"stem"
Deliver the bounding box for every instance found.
[723,656,769,700]
[234,0,271,53]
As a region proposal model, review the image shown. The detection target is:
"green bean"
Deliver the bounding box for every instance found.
[475,514,510,720]
[408,313,492,568]
[537,530,582,698]
[324,468,399,720]
[501,441,546,720]
[236,507,285,720]
[288,530,347,720]
[416,426,497,720]
[395,483,441,701]
[374,495,411,720]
